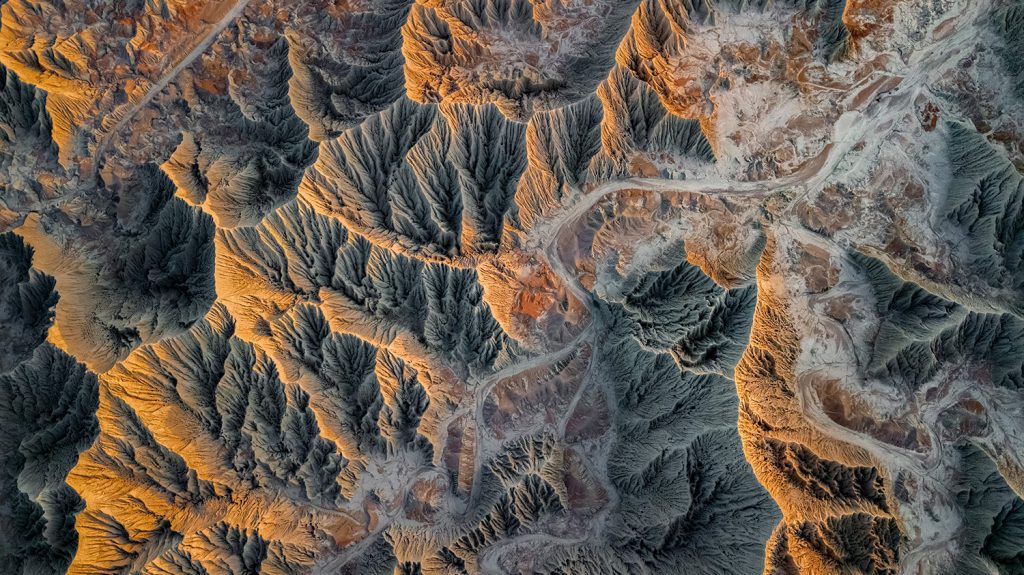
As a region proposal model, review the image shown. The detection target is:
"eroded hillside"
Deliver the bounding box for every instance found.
[1,0,1023,573]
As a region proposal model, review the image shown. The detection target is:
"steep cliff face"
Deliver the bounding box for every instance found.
[1,0,1023,573]
[0,231,99,574]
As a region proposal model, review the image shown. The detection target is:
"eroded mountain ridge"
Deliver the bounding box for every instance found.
[1,0,1023,573]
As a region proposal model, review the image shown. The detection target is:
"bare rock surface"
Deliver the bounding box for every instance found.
[1,0,1023,573]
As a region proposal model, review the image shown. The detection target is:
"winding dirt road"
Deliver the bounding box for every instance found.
[91,0,252,179]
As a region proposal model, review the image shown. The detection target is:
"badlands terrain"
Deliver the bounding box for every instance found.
[1,0,1024,573]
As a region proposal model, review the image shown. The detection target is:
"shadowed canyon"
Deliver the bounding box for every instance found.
[2,0,1024,573]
